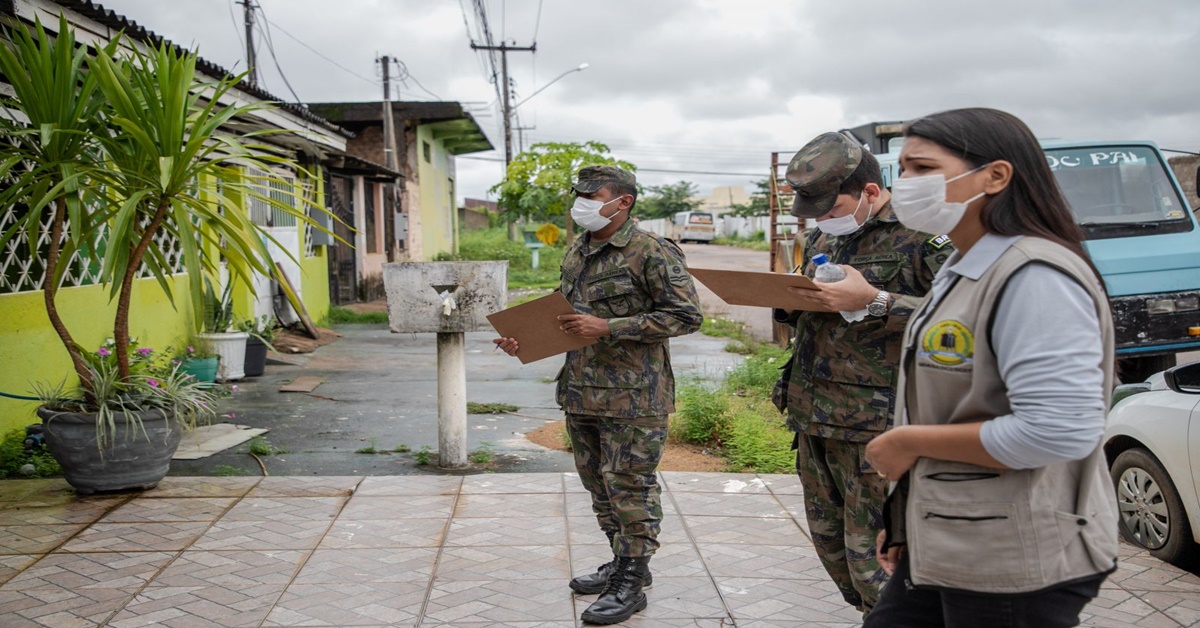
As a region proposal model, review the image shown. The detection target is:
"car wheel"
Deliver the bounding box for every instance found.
[1111,448,1199,566]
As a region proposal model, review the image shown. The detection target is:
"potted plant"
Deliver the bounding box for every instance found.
[198,278,249,382]
[35,343,226,493]
[175,339,219,384]
[0,17,333,492]
[236,315,277,377]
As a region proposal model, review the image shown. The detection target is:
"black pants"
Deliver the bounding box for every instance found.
[863,558,1104,628]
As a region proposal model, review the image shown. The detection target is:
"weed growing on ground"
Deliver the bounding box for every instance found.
[394,444,411,453]
[0,429,61,478]
[467,402,520,414]
[469,441,495,464]
[355,437,379,454]
[413,445,433,465]
[559,425,573,452]
[669,319,797,473]
[246,436,285,456]
[213,464,247,477]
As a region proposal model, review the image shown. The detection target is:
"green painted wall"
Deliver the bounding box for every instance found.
[416,125,459,259]
[0,275,195,434]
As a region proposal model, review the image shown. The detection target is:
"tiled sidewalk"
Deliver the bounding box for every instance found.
[0,473,1196,627]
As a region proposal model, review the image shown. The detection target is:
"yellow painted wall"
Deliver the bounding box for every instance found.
[416,125,459,259]
[0,275,195,434]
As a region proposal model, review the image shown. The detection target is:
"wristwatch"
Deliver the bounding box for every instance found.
[867,290,891,317]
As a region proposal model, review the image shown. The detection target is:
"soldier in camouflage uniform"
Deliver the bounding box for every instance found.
[494,165,702,625]
[774,133,951,615]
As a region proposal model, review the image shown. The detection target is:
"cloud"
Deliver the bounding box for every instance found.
[84,0,1200,201]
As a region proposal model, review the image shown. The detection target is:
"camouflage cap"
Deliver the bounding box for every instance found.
[572,165,636,194]
[786,132,863,218]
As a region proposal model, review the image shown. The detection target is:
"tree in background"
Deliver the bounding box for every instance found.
[491,141,635,243]
[728,178,771,217]
[638,180,702,220]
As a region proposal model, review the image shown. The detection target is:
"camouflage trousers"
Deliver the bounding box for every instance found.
[795,432,889,613]
[566,413,668,558]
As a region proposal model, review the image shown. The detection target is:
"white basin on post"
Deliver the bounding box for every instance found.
[381,261,508,468]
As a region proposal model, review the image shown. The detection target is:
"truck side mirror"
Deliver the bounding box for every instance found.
[1164,361,1200,395]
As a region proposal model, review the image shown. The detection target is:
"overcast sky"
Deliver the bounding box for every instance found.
[93,0,1200,203]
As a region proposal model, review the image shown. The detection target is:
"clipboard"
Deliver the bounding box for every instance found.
[486,292,598,364]
[688,267,832,312]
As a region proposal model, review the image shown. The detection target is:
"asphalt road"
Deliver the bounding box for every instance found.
[680,242,775,341]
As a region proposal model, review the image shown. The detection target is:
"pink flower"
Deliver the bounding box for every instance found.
[231,385,239,392]
[97,348,111,357]
[136,347,153,356]
[147,378,160,388]
[187,345,195,355]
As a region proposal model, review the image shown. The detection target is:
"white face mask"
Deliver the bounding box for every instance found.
[570,195,625,232]
[891,165,989,235]
[816,193,871,237]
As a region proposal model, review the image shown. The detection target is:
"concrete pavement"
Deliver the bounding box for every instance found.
[1,473,1195,627]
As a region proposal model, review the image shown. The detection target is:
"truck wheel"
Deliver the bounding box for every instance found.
[1117,354,1176,384]
[1111,448,1199,567]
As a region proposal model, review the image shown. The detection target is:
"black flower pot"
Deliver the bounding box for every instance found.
[37,407,182,494]
[244,336,268,377]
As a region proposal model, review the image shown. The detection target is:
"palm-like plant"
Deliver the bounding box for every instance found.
[0,16,330,427]
[0,16,117,393]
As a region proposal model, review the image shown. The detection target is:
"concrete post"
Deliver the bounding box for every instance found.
[436,331,467,468]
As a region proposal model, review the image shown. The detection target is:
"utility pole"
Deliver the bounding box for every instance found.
[470,42,535,165]
[378,55,399,171]
[470,41,535,240]
[237,0,257,87]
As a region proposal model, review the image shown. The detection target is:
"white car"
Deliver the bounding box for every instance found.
[1105,361,1200,566]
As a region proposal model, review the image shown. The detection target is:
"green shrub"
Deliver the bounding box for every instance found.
[467,402,519,414]
[413,445,433,465]
[723,401,795,473]
[444,228,566,288]
[469,441,495,464]
[0,429,61,478]
[725,346,790,395]
[673,384,730,444]
[327,307,389,325]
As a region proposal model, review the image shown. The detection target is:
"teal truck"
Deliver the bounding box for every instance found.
[843,122,1200,382]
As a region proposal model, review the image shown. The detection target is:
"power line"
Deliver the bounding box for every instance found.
[259,14,377,87]
[532,0,545,42]
[254,7,302,103]
[226,0,244,57]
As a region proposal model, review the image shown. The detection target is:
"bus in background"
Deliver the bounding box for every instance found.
[671,211,716,243]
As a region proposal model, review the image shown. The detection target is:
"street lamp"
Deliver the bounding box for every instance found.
[512,62,589,111]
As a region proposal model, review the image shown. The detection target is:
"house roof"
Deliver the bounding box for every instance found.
[37,0,353,139]
[308,101,494,155]
[326,153,404,180]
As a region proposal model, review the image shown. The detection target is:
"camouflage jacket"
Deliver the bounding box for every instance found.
[556,218,703,418]
[777,202,951,442]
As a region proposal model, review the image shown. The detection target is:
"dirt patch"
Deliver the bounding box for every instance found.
[271,327,342,354]
[525,421,727,473]
[341,300,388,314]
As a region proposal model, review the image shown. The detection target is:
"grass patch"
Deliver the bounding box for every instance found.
[327,307,390,325]
[510,289,555,307]
[0,429,61,479]
[394,444,411,453]
[413,445,433,465]
[438,227,566,288]
[213,464,249,477]
[713,232,771,251]
[700,317,745,339]
[668,331,795,473]
[355,437,379,454]
[467,402,520,414]
[246,436,285,456]
[469,441,495,464]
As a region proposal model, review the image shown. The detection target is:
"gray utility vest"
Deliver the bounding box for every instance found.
[890,236,1118,593]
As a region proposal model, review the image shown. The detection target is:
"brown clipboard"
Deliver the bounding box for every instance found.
[486,292,598,364]
[688,267,832,312]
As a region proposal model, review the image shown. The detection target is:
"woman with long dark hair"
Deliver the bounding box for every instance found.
[863,108,1118,627]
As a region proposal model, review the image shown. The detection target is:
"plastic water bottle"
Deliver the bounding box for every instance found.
[811,254,867,322]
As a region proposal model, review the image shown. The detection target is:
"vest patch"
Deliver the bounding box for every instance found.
[928,234,952,250]
[920,320,974,366]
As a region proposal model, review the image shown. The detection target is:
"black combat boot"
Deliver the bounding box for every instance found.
[580,556,651,625]
[571,531,654,594]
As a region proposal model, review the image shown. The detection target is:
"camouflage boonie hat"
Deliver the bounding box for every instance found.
[786,132,863,218]
[572,165,636,194]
